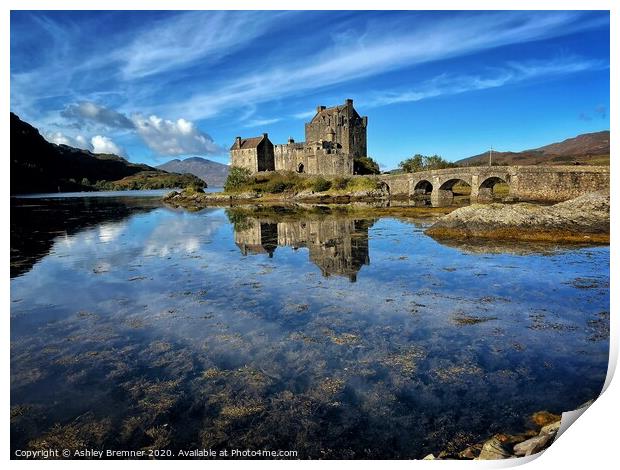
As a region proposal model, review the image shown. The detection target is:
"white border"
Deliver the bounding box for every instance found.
[2,1,616,468]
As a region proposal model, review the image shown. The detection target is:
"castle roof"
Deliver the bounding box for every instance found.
[230,135,266,151]
[309,99,361,123]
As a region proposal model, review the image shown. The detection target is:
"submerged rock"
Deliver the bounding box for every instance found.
[426,190,609,243]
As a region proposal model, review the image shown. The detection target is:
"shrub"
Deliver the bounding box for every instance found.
[354,156,381,175]
[264,179,295,193]
[332,177,350,190]
[224,166,252,192]
[311,177,332,192]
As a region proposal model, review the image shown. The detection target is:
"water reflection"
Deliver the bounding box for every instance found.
[10,196,161,278]
[10,198,609,459]
[231,209,373,282]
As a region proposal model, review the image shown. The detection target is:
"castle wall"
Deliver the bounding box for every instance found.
[274,143,353,176]
[231,148,259,173]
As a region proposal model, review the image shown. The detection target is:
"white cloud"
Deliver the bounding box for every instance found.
[43,131,91,150]
[43,129,125,156]
[91,135,123,155]
[44,131,73,146]
[132,114,226,156]
[75,135,89,148]
[54,101,226,157]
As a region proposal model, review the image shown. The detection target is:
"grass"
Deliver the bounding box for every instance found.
[223,170,381,196]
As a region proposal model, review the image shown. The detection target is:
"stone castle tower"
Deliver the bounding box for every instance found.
[230,99,367,176]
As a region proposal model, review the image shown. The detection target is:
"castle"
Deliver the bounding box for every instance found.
[230,99,367,176]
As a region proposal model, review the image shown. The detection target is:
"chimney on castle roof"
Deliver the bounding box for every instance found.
[288,137,295,144]
[262,133,268,139]
[345,99,353,106]
[235,136,241,147]
[317,105,326,113]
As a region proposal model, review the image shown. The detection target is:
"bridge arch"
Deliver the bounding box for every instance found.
[476,174,510,201]
[430,178,472,206]
[438,178,471,192]
[413,179,433,195]
[377,180,391,195]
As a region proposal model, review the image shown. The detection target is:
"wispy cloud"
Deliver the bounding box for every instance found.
[165,11,608,120]
[115,11,293,80]
[291,111,315,120]
[362,57,608,108]
[243,118,281,128]
[10,10,609,165]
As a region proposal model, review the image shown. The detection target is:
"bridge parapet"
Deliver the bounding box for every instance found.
[375,165,609,204]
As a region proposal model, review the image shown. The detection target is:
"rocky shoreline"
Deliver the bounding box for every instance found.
[426,190,610,244]
[425,411,563,460]
[163,187,392,208]
[163,189,609,244]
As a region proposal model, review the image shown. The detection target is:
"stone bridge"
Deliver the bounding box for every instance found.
[374,165,610,204]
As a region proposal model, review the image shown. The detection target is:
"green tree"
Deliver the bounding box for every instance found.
[399,154,424,173]
[354,155,381,175]
[224,166,252,192]
[425,154,455,170]
[399,154,455,173]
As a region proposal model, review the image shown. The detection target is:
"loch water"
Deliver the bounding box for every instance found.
[10,193,609,458]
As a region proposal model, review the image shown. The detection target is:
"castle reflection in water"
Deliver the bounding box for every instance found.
[232,212,374,282]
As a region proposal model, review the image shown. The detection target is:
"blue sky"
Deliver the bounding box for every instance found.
[10,10,610,169]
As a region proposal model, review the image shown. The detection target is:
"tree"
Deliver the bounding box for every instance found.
[224,166,252,192]
[399,154,455,173]
[354,155,381,175]
[399,154,424,173]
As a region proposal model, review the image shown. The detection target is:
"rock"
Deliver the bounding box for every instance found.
[422,454,435,460]
[458,444,482,459]
[513,433,552,456]
[540,420,561,436]
[477,436,511,460]
[426,190,609,242]
[163,190,179,200]
[531,411,562,427]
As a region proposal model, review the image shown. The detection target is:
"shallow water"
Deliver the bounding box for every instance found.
[10,195,609,459]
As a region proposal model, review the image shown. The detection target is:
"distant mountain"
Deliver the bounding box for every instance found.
[157,157,229,187]
[10,113,204,194]
[456,131,610,166]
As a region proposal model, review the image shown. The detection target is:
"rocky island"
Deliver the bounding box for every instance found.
[426,190,610,244]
